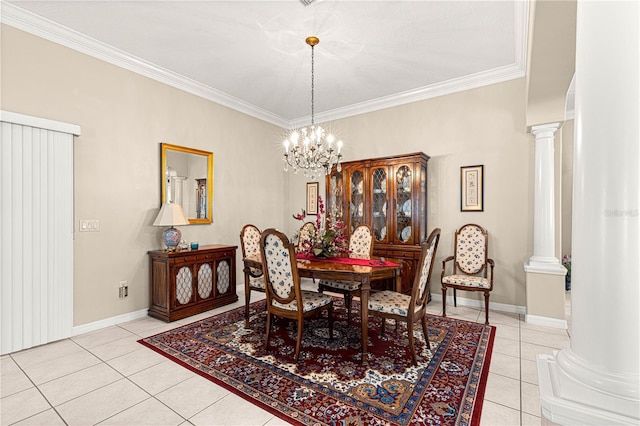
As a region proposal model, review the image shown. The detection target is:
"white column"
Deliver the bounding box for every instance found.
[526,123,565,274]
[537,1,640,424]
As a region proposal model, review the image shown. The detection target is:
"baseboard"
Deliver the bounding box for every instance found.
[525,314,567,329]
[72,309,149,336]
[429,293,526,315]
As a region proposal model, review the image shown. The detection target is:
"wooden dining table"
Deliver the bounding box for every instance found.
[243,254,402,363]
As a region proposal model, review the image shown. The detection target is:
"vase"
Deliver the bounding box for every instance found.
[565,275,571,291]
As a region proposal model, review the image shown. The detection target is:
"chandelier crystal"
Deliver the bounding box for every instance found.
[283,36,343,179]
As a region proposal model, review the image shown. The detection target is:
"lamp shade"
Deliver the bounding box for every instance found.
[153,203,189,227]
[153,203,189,250]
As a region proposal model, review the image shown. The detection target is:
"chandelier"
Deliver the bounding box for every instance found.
[282,36,343,179]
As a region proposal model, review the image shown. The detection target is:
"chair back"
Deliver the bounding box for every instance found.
[240,224,261,258]
[297,221,317,252]
[260,229,300,307]
[454,224,488,276]
[241,224,263,276]
[410,228,441,311]
[349,225,373,259]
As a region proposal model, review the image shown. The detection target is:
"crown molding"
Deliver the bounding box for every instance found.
[2,1,529,130]
[0,2,289,128]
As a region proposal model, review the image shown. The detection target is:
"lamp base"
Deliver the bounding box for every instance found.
[162,226,182,251]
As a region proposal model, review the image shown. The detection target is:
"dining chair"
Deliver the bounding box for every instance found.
[367,228,441,365]
[318,224,374,323]
[440,223,495,324]
[240,224,265,327]
[260,228,334,362]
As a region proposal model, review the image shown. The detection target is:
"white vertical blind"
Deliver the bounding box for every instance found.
[0,111,80,355]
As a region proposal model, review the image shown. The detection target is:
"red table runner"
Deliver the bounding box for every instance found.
[296,254,399,267]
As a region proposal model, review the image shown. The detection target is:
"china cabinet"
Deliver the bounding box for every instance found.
[326,152,429,294]
[148,245,237,322]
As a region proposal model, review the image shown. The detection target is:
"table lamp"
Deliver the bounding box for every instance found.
[153,203,190,251]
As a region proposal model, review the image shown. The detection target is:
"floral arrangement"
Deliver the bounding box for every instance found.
[562,254,571,278]
[293,195,349,258]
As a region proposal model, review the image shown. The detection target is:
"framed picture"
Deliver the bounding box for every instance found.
[306,182,319,215]
[460,165,484,212]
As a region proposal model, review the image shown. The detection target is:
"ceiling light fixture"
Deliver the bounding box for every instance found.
[282,36,343,179]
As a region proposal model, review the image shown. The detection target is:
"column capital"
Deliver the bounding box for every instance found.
[531,122,561,137]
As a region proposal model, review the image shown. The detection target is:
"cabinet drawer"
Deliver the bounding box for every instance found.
[172,255,199,264]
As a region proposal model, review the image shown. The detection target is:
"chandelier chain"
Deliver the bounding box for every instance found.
[310,44,315,126]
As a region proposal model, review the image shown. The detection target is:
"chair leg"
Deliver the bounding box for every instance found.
[344,292,353,323]
[380,318,386,337]
[264,312,272,351]
[244,288,251,328]
[407,321,417,365]
[295,319,304,362]
[484,291,490,324]
[421,316,430,352]
[442,287,447,318]
[453,288,457,307]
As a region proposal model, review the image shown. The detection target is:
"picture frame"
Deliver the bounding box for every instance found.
[306,182,319,215]
[460,165,484,212]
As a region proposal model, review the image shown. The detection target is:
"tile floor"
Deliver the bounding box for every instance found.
[1,288,571,426]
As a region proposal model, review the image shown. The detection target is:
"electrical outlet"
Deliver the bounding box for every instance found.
[119,281,128,298]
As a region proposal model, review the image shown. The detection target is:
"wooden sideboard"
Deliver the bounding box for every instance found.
[148,245,238,322]
[326,152,429,294]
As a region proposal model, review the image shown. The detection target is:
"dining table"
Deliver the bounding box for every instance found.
[242,253,402,363]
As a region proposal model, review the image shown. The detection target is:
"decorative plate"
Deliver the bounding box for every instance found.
[357,181,363,194]
[401,226,411,241]
[380,226,386,239]
[357,202,363,216]
[402,199,411,215]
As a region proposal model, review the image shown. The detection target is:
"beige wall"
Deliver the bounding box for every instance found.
[3,24,537,326]
[1,25,285,325]
[287,80,534,308]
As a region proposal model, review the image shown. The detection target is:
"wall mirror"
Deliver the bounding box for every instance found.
[161,143,213,224]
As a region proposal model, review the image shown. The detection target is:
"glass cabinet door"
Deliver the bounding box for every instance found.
[349,169,365,232]
[327,171,344,224]
[394,164,413,243]
[370,167,389,242]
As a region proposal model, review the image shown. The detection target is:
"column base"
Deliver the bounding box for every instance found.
[538,349,640,425]
[525,266,566,322]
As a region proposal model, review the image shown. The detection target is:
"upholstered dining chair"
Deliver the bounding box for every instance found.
[259,228,334,362]
[240,224,265,327]
[297,221,317,253]
[318,224,374,323]
[440,223,495,324]
[368,228,441,365]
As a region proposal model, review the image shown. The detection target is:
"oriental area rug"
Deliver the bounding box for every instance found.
[139,298,495,426]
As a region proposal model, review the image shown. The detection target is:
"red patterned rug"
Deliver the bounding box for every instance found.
[139,298,495,425]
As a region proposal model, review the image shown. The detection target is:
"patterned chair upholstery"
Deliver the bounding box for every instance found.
[368,228,441,365]
[260,229,333,362]
[297,221,317,253]
[318,225,373,323]
[240,224,266,327]
[440,224,495,324]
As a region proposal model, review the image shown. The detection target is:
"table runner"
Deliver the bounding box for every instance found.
[296,253,399,267]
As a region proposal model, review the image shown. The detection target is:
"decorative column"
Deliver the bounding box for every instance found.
[537,1,639,424]
[528,123,563,270]
[524,123,566,327]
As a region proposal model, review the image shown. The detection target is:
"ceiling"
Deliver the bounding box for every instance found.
[3,1,528,128]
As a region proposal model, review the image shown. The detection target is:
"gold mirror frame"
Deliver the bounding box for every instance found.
[161,143,214,224]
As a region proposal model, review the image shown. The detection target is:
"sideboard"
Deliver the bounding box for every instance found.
[148,245,238,322]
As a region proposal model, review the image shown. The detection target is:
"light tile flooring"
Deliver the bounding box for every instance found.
[1,288,571,426]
